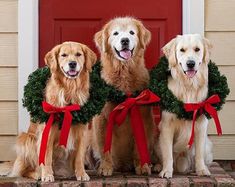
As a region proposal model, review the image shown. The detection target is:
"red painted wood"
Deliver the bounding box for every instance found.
[40,0,182,68]
[39,0,182,124]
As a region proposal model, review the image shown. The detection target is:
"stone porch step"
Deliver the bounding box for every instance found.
[0,162,234,187]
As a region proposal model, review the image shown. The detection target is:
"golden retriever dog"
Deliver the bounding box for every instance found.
[92,17,154,176]
[9,42,97,182]
[157,34,213,178]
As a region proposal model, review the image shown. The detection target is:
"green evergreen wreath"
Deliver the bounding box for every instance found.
[106,84,142,103]
[23,62,109,125]
[148,56,230,120]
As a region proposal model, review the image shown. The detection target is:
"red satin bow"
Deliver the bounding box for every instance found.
[104,89,160,166]
[39,101,80,165]
[184,94,222,148]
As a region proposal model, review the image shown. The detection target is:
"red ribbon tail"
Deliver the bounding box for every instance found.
[130,106,150,166]
[103,112,116,153]
[59,111,72,147]
[214,113,222,136]
[207,106,222,136]
[188,110,198,148]
[39,114,54,165]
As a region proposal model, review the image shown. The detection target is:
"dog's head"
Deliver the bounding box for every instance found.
[94,17,151,62]
[163,34,212,79]
[44,42,97,79]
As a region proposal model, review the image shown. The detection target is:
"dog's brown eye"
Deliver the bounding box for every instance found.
[75,52,81,57]
[113,31,119,36]
[130,30,135,35]
[195,47,200,52]
[61,53,67,57]
[180,48,185,52]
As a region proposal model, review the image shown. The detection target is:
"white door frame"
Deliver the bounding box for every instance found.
[183,0,204,35]
[18,0,204,132]
[18,0,39,132]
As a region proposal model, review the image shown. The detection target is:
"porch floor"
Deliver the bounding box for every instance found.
[0,162,234,187]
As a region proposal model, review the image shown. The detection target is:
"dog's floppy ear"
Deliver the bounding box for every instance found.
[162,38,177,68]
[94,25,109,53]
[44,44,61,73]
[82,45,97,72]
[137,21,151,49]
[203,37,213,64]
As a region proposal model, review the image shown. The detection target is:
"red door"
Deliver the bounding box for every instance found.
[39,0,182,124]
[39,0,182,68]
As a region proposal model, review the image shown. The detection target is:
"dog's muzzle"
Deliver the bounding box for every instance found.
[62,61,80,78]
[114,37,134,61]
[184,60,197,78]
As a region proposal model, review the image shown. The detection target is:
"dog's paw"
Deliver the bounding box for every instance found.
[153,163,162,173]
[76,172,90,181]
[41,174,54,182]
[196,166,211,176]
[176,156,190,173]
[135,163,151,175]
[159,169,173,178]
[98,162,113,176]
[28,171,40,180]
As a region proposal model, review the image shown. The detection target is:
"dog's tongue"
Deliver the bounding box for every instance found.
[120,50,132,60]
[68,70,77,76]
[186,70,196,78]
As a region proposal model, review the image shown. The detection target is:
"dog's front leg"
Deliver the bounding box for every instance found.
[133,146,152,175]
[159,113,174,178]
[194,116,210,176]
[40,125,57,182]
[94,114,114,176]
[133,106,153,175]
[74,125,90,181]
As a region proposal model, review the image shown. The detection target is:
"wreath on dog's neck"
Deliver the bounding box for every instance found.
[101,63,146,103]
[105,84,142,103]
[23,62,108,126]
[148,56,230,120]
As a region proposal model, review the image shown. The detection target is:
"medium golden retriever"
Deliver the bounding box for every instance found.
[92,17,155,176]
[10,42,97,182]
[157,34,213,178]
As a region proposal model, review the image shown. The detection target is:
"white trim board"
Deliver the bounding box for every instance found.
[183,0,204,35]
[18,0,39,132]
[17,0,204,132]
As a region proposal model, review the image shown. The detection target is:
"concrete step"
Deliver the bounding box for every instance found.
[0,162,234,187]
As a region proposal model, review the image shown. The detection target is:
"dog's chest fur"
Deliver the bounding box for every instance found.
[168,66,208,103]
[101,57,149,93]
[45,75,89,107]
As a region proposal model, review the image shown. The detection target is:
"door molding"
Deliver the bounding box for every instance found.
[18,0,39,132]
[183,0,204,35]
[18,0,204,132]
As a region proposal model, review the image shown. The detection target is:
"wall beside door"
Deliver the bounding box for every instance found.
[0,0,18,160]
[206,0,235,159]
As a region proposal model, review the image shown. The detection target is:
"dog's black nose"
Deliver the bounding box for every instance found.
[186,60,195,68]
[121,38,130,46]
[69,61,77,69]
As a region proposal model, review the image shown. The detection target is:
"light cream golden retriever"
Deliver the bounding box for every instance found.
[9,42,97,182]
[92,17,155,176]
[157,34,213,178]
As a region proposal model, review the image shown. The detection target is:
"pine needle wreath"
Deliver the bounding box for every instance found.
[23,62,109,125]
[148,56,230,120]
[106,84,142,103]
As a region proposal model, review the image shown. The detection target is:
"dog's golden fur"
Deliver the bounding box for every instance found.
[157,34,213,178]
[9,42,97,182]
[92,17,155,176]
